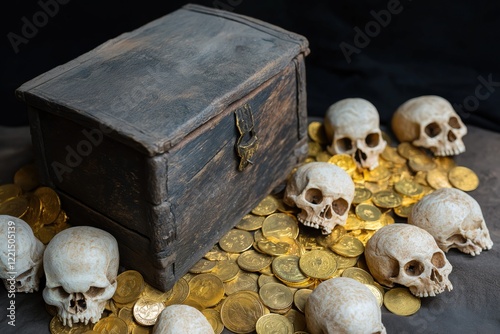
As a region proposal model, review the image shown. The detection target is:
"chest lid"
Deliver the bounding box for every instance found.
[16,4,309,156]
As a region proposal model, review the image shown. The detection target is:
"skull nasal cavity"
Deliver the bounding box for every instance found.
[332,198,348,216]
[404,260,424,276]
[305,188,323,204]
[365,133,380,148]
[447,130,457,142]
[425,122,442,138]
[431,252,446,268]
[336,138,352,152]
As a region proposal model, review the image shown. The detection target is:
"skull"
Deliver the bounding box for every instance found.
[324,98,387,170]
[391,95,467,156]
[0,215,44,293]
[305,277,386,334]
[43,226,119,326]
[284,162,354,235]
[365,224,453,297]
[152,304,214,334]
[409,188,493,256]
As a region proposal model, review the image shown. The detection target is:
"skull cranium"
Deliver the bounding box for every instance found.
[152,304,214,334]
[0,215,45,293]
[324,98,387,170]
[409,188,493,256]
[391,95,467,156]
[365,223,453,297]
[43,226,119,326]
[284,162,354,235]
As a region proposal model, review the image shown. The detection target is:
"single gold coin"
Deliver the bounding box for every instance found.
[141,282,173,303]
[133,298,165,326]
[372,190,403,208]
[166,277,190,304]
[34,186,61,225]
[202,308,224,334]
[259,282,294,311]
[262,213,299,240]
[257,239,291,256]
[258,274,281,288]
[224,272,259,295]
[384,287,421,316]
[355,204,382,222]
[307,121,328,145]
[328,154,356,174]
[448,166,479,191]
[330,235,364,258]
[22,194,42,229]
[272,255,309,284]
[188,273,225,308]
[256,313,294,334]
[363,165,391,182]
[293,288,312,313]
[236,214,265,231]
[426,168,453,189]
[237,249,273,272]
[394,179,423,197]
[408,154,437,172]
[353,187,373,205]
[299,250,338,279]
[397,142,423,159]
[316,226,346,248]
[365,284,384,307]
[435,156,456,171]
[0,196,28,217]
[341,267,374,285]
[308,141,323,157]
[211,260,241,282]
[394,202,416,218]
[330,252,358,269]
[252,195,280,216]
[93,316,129,333]
[113,270,145,304]
[381,146,407,165]
[117,307,134,328]
[204,245,230,261]
[0,184,22,204]
[220,290,265,333]
[219,229,254,253]
[189,258,216,274]
[14,164,39,192]
[49,315,94,333]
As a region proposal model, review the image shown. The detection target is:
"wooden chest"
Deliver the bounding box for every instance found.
[15,4,309,291]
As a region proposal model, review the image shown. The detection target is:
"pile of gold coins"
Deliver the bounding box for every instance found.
[0,120,480,334]
[0,164,70,244]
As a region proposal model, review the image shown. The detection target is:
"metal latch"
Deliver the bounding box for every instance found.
[235,104,258,171]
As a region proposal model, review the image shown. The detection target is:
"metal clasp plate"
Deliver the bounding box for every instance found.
[235,104,258,171]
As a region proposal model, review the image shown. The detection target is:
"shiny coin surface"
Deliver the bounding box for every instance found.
[34,186,61,225]
[363,165,391,182]
[113,270,145,304]
[259,282,294,311]
[355,204,382,222]
[188,273,225,308]
[0,184,22,203]
[394,179,423,197]
[202,308,224,334]
[394,203,415,218]
[284,309,307,332]
[381,146,407,165]
[133,298,165,326]
[397,142,423,159]
[341,267,374,285]
[0,196,28,217]
[224,272,259,295]
[141,282,172,303]
[372,190,403,208]
[93,316,129,333]
[353,187,373,204]
[220,290,265,333]
[365,284,384,307]
[262,213,299,239]
[384,287,421,316]
[448,166,479,191]
[219,229,254,253]
[237,249,273,272]
[165,277,190,305]
[328,154,356,174]
[257,239,291,256]
[255,313,294,334]
[426,168,453,189]
[236,214,265,231]
[308,121,328,145]
[299,250,338,279]
[293,289,312,313]
[330,235,364,258]
[50,315,93,333]
[212,260,241,282]
[308,141,323,157]
[408,154,437,172]
[252,195,280,216]
[189,258,216,274]
[272,255,309,284]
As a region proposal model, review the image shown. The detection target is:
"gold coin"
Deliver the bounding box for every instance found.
[284,309,307,332]
[299,250,338,279]
[272,255,309,284]
[341,267,374,285]
[355,204,382,222]
[257,239,291,256]
[408,154,437,172]
[219,229,254,253]
[394,179,423,197]
[252,195,280,216]
[397,142,423,159]
[328,154,356,174]
[0,184,22,204]
[0,196,28,217]
[189,258,216,274]
[130,324,150,334]
[220,290,265,333]
[372,190,403,208]
[93,316,129,333]
[316,226,346,248]
[384,287,421,316]
[353,187,372,205]
[237,249,273,272]
[211,260,241,282]
[113,270,145,304]
[364,284,384,307]
[258,274,281,288]
[330,235,364,258]
[133,298,165,326]
[363,165,391,182]
[256,313,294,334]
[262,213,299,240]
[426,168,453,189]
[49,315,93,333]
[202,308,224,334]
[308,141,323,157]
[293,288,312,313]
[224,272,259,295]
[14,164,39,192]
[204,245,230,261]
[188,273,225,308]
[394,202,415,218]
[259,282,294,311]
[166,277,190,304]
[236,214,265,231]
[308,121,328,145]
[23,194,42,230]
[117,307,134,328]
[141,282,172,303]
[381,146,407,165]
[34,186,61,225]
[435,156,456,171]
[448,166,479,191]
[330,252,358,269]
[316,151,332,162]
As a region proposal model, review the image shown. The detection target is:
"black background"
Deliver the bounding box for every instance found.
[2,0,500,132]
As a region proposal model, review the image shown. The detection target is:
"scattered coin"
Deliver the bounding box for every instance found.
[355,204,382,222]
[255,313,294,334]
[299,249,338,279]
[448,166,479,191]
[113,271,145,304]
[384,287,421,316]
[93,316,129,333]
[308,121,328,145]
[330,235,365,258]
[133,298,165,326]
[252,195,280,216]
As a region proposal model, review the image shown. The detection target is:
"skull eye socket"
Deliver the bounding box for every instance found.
[332,198,349,216]
[365,133,380,148]
[404,260,424,276]
[86,286,106,297]
[305,188,323,205]
[424,122,442,138]
[431,252,446,268]
[448,117,461,129]
[335,138,353,152]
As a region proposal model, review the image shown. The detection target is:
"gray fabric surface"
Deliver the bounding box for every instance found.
[0,124,499,334]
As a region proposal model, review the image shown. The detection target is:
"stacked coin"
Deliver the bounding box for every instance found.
[0,164,70,244]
